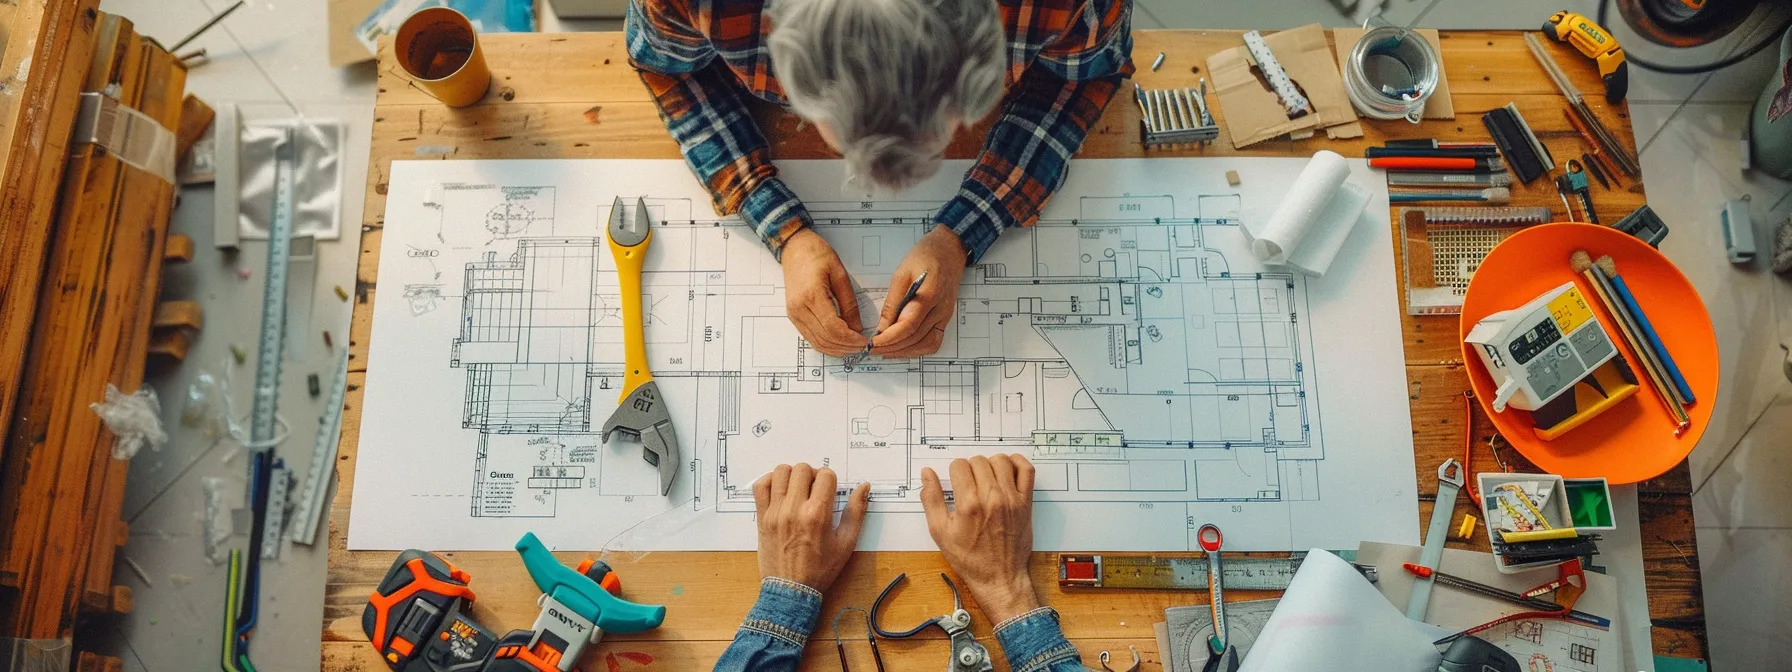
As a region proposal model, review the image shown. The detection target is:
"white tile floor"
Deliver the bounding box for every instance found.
[88,1,1792,670]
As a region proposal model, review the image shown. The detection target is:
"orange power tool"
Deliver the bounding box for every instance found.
[363,533,665,671]
[1544,10,1629,104]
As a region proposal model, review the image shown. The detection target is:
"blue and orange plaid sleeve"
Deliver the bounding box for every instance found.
[626,0,813,258]
[935,0,1134,264]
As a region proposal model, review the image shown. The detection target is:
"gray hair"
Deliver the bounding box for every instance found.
[769,0,1006,191]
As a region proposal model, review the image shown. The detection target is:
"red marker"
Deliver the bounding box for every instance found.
[1369,156,1506,172]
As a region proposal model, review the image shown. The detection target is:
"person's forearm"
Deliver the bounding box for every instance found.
[634,64,814,255]
[934,67,1125,264]
[994,606,1089,672]
[712,578,823,672]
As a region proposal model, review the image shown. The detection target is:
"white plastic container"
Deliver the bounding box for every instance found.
[1477,472,1572,574]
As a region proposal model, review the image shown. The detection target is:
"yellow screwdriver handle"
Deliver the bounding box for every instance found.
[608,229,654,400]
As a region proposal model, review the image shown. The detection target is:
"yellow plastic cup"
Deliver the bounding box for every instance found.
[394,7,490,107]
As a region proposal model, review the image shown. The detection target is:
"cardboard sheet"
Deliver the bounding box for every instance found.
[1207,24,1362,149]
[329,0,385,67]
[1234,550,1443,672]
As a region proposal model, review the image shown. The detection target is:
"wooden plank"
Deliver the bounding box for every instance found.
[0,15,174,639]
[52,29,158,630]
[325,637,1169,672]
[370,31,1625,110]
[164,233,194,263]
[175,93,213,160]
[0,11,138,621]
[329,28,1703,666]
[0,0,101,470]
[151,301,204,330]
[147,330,191,361]
[355,94,1640,182]
[80,42,186,613]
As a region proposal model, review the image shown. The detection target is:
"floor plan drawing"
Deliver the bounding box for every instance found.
[348,158,1420,552]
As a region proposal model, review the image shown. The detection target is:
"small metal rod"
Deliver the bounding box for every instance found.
[172,0,247,52]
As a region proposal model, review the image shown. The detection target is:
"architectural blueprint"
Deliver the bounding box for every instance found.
[347,158,1420,551]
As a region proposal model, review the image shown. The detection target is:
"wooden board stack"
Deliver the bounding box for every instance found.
[0,5,190,660]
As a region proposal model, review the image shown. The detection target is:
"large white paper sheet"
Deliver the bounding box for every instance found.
[347,158,1419,551]
[1237,550,1444,672]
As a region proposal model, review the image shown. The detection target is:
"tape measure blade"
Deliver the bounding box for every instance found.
[1064,554,1304,591]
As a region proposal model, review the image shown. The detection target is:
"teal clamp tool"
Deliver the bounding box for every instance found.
[516,532,667,636]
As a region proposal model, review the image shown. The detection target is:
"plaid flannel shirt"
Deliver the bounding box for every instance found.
[626,0,1134,263]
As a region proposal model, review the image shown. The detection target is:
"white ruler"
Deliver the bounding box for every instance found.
[247,127,296,563]
[1243,30,1311,116]
[288,350,348,546]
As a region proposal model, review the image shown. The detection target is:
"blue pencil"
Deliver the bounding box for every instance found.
[1600,258,1695,405]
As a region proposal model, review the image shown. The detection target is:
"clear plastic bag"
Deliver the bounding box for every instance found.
[89,384,167,460]
[182,370,226,441]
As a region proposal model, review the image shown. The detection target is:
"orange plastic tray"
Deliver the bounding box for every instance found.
[1458,223,1719,484]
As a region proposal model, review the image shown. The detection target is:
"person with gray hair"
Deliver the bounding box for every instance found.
[630,0,1133,363]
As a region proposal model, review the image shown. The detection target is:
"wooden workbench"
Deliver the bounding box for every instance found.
[324,30,1707,669]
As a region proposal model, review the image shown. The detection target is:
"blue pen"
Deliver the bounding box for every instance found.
[1601,258,1695,405]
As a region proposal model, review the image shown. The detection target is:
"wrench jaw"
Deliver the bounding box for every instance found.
[602,381,681,496]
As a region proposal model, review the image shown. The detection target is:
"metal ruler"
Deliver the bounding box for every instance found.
[249,126,297,451]
[288,350,348,546]
[259,464,290,559]
[1058,551,1371,591]
[236,126,297,656]
[1242,30,1310,116]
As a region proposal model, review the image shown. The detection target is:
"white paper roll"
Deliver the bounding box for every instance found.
[1251,150,1352,264]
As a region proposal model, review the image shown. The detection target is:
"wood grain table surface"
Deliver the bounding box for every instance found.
[323,29,1707,670]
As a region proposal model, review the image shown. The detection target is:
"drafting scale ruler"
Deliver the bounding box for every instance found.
[288,349,349,545]
[232,126,297,670]
[1242,30,1311,116]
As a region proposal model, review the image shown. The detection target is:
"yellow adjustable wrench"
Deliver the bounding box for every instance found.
[601,196,679,496]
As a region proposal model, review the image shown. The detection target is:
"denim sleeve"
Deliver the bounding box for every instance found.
[994,606,1091,672]
[712,578,823,672]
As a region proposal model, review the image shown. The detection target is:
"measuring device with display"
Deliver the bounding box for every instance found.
[1057,551,1373,592]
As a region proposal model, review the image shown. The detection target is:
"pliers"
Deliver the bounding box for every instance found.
[1100,647,1142,672]
[870,573,993,672]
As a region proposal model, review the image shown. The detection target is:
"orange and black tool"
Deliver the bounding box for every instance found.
[363,545,645,671]
[363,549,499,671]
[1544,11,1629,103]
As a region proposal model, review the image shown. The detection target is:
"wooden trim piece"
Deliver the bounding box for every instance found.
[0,15,186,638]
[151,301,204,331]
[164,233,195,263]
[175,93,214,160]
[0,0,102,473]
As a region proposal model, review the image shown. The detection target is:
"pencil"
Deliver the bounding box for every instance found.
[1598,256,1695,406]
[1570,251,1690,433]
